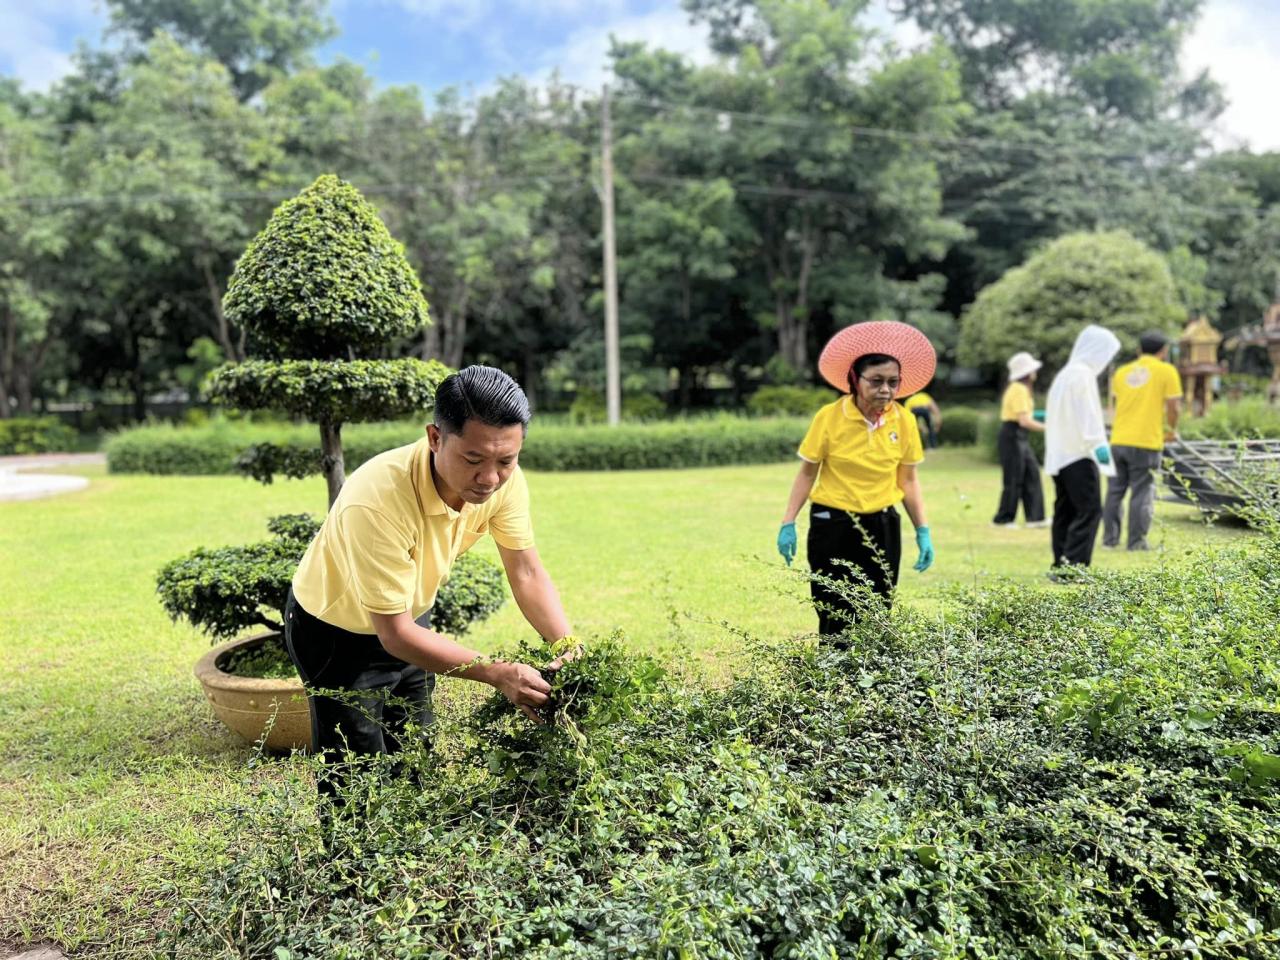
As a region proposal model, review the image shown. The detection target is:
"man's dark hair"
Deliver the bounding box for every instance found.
[848,352,901,391]
[434,365,531,436]
[1139,330,1170,355]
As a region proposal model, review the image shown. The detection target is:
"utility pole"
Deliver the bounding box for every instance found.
[601,83,621,426]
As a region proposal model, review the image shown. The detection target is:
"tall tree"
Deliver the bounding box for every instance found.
[0,91,74,417]
[106,0,336,101]
[615,0,966,376]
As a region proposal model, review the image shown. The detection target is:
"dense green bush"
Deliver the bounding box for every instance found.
[746,385,835,417]
[109,416,812,474]
[156,514,505,651]
[568,390,668,424]
[0,416,77,455]
[935,405,984,445]
[168,533,1280,957]
[1182,399,1280,440]
[223,174,429,359]
[960,230,1184,371]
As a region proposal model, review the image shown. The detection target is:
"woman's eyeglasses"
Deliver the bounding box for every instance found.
[859,376,901,392]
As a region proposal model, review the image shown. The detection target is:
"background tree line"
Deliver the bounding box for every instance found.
[1,0,1277,421]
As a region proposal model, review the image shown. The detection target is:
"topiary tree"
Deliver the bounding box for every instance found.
[206,174,449,506]
[958,230,1185,375]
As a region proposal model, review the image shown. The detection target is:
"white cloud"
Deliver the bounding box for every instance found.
[1183,0,1280,152]
[535,5,712,90]
[0,0,104,91]
[370,0,628,32]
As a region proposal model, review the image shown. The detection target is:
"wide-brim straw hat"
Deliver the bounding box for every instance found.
[1006,351,1043,382]
[817,321,937,398]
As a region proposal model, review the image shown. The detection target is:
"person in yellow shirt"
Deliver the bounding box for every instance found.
[776,321,936,640]
[287,365,575,800]
[1103,330,1182,550]
[993,351,1049,528]
[904,390,942,449]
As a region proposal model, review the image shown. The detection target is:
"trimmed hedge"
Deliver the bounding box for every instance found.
[109,416,813,475]
[206,357,448,424]
[0,416,77,455]
[746,385,836,417]
[935,405,983,446]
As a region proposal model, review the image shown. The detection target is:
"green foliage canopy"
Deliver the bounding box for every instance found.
[959,230,1185,371]
[223,174,431,360]
[206,357,448,423]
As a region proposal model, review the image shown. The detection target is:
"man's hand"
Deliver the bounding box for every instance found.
[545,636,584,674]
[490,662,551,723]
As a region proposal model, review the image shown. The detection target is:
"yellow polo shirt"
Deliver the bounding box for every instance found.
[1001,382,1033,422]
[1111,356,1183,450]
[905,392,933,412]
[292,438,534,634]
[798,398,924,514]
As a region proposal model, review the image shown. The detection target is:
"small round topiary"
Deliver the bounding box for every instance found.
[223,174,430,359]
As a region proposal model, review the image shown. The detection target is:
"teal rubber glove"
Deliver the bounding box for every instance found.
[914,526,934,572]
[1094,444,1111,466]
[777,522,797,566]
[1032,409,1046,423]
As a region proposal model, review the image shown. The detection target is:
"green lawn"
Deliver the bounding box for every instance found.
[0,449,1249,955]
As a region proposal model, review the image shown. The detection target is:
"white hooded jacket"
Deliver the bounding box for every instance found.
[1044,325,1121,478]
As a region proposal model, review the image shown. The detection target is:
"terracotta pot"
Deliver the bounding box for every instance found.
[194,632,311,753]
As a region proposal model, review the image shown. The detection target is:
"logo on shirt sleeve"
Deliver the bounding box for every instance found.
[889,431,899,443]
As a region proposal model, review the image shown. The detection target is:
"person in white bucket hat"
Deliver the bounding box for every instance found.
[993,351,1049,528]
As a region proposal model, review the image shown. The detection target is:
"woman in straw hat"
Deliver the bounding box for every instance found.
[992,351,1049,529]
[776,321,936,639]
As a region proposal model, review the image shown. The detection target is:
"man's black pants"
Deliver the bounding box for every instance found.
[807,502,901,638]
[1051,459,1102,568]
[994,421,1045,524]
[284,589,434,799]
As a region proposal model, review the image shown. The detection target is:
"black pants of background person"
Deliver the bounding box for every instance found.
[913,410,937,449]
[1103,445,1163,550]
[284,589,434,801]
[993,421,1045,524]
[807,502,901,639]
[1051,458,1102,568]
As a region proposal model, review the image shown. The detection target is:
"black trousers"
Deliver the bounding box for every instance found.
[807,502,901,638]
[913,410,937,449]
[1051,459,1103,568]
[994,421,1045,524]
[284,589,434,799]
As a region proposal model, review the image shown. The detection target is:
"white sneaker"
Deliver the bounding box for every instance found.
[1025,518,1052,529]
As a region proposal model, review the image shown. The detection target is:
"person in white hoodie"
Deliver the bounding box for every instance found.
[1043,325,1121,576]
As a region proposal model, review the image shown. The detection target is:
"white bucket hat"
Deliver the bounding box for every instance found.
[1007,351,1043,382]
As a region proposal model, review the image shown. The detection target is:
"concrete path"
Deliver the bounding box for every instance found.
[0,453,104,502]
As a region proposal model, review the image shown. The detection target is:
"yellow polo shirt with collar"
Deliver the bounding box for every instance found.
[798,398,924,514]
[1000,381,1033,422]
[904,392,934,412]
[292,437,534,634]
[1110,356,1183,450]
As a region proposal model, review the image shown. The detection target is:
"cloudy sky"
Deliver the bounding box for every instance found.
[1,0,1275,150]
